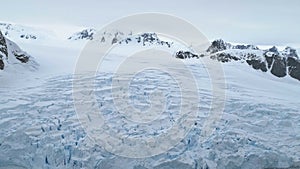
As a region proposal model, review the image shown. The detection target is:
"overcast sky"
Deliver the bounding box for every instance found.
[1,0,300,45]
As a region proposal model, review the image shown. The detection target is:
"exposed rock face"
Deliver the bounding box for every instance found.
[211,53,241,63]
[13,51,29,63]
[234,44,259,50]
[69,30,173,48]
[69,30,300,82]
[207,39,259,54]
[68,28,96,40]
[283,47,298,58]
[262,46,299,78]
[20,34,37,40]
[207,41,300,81]
[246,59,268,72]
[207,39,232,53]
[119,32,172,47]
[178,39,300,81]
[139,33,169,46]
[287,57,300,80]
[270,55,287,77]
[0,59,3,70]
[111,37,118,44]
[0,30,37,71]
[175,51,198,59]
[0,31,8,57]
[268,46,280,55]
[0,31,7,70]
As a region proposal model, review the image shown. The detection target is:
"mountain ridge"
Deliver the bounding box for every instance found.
[1,23,300,82]
[176,39,300,81]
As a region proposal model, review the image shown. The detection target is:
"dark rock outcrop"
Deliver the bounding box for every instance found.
[68,28,95,40]
[140,33,157,45]
[207,39,232,53]
[13,52,29,63]
[0,30,36,71]
[111,31,124,44]
[246,59,267,72]
[287,57,300,80]
[134,33,171,47]
[283,47,298,59]
[69,30,173,49]
[270,55,287,77]
[20,34,37,40]
[118,32,172,47]
[0,32,7,56]
[234,44,259,50]
[211,53,241,63]
[207,39,259,54]
[268,46,280,55]
[185,39,300,81]
[175,51,198,59]
[0,30,7,70]
[0,59,3,70]
[111,37,118,44]
[122,37,132,44]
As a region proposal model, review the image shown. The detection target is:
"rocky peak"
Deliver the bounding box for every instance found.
[175,51,199,59]
[282,46,298,59]
[68,28,96,40]
[177,39,300,82]
[139,33,159,44]
[69,29,173,48]
[131,33,172,47]
[233,44,259,50]
[268,46,279,54]
[207,39,232,53]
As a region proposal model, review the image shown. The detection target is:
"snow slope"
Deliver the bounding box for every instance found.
[0,30,38,78]
[0,22,53,41]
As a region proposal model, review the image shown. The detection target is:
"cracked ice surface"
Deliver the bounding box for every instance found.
[0,61,300,169]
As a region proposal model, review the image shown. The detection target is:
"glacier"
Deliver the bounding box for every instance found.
[0,24,300,169]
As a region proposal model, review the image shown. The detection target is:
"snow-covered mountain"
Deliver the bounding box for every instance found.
[67,28,96,40]
[176,39,300,81]
[1,22,300,83]
[68,29,128,43]
[0,30,38,72]
[0,22,43,41]
[0,22,81,43]
[68,29,173,48]
[69,29,300,83]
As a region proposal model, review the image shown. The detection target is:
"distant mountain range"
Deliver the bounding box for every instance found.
[1,23,300,82]
[68,28,173,47]
[69,28,300,81]
[176,39,300,81]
